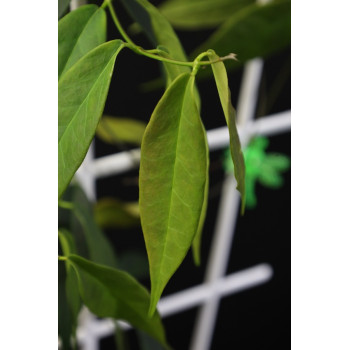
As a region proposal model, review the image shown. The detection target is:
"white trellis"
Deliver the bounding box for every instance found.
[73,58,290,350]
[69,2,290,349]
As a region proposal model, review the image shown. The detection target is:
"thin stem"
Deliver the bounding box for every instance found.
[106,2,237,69]
[107,1,137,47]
[58,255,67,261]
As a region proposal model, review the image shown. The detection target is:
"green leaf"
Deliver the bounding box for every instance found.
[96,116,147,146]
[94,198,140,229]
[58,40,125,199]
[191,0,291,71]
[120,0,190,85]
[58,0,70,19]
[207,50,245,212]
[192,124,209,266]
[258,165,284,188]
[67,254,169,348]
[139,73,207,315]
[158,0,254,30]
[58,5,106,80]
[71,185,118,268]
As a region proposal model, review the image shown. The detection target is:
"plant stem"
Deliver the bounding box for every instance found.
[105,1,237,69]
[58,255,67,261]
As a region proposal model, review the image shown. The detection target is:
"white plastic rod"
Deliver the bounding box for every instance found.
[190,58,265,350]
[75,142,96,201]
[85,111,290,179]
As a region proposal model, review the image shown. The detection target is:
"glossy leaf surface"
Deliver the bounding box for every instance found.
[96,116,147,146]
[94,198,140,229]
[58,40,124,198]
[120,0,190,85]
[139,73,207,314]
[191,0,291,70]
[208,50,245,210]
[68,255,168,347]
[159,0,254,30]
[58,5,106,80]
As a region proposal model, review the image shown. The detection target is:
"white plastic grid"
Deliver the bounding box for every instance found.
[68,1,291,348]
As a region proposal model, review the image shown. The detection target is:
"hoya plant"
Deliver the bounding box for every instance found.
[58,0,290,348]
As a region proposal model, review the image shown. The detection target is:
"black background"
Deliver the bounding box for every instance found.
[90,1,291,348]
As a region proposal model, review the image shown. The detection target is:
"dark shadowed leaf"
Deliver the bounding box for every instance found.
[158,0,254,30]
[58,5,106,80]
[58,40,124,198]
[68,255,169,348]
[71,186,118,268]
[191,0,291,72]
[58,0,70,19]
[139,73,207,314]
[120,0,190,85]
[96,116,147,146]
[207,50,245,211]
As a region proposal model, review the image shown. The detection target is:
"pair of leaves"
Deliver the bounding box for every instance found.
[58,39,125,198]
[58,5,127,198]
[158,0,254,30]
[140,59,245,313]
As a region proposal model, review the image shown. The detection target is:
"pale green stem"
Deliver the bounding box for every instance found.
[106,1,237,69]
[58,200,74,210]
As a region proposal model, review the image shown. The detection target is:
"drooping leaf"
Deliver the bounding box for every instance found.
[71,185,118,268]
[96,116,147,146]
[158,0,254,30]
[58,4,106,80]
[191,0,291,71]
[58,40,125,199]
[139,73,207,315]
[67,254,169,348]
[58,0,70,19]
[94,198,140,229]
[207,50,245,212]
[119,0,190,85]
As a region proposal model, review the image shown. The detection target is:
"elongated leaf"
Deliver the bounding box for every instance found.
[58,0,70,19]
[67,254,169,348]
[191,0,291,70]
[96,116,147,146]
[120,0,190,85]
[94,198,140,229]
[58,40,125,199]
[207,50,245,211]
[139,73,207,314]
[71,185,118,268]
[58,5,106,80]
[159,0,254,30]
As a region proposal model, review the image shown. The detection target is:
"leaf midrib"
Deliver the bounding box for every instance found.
[155,75,191,289]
